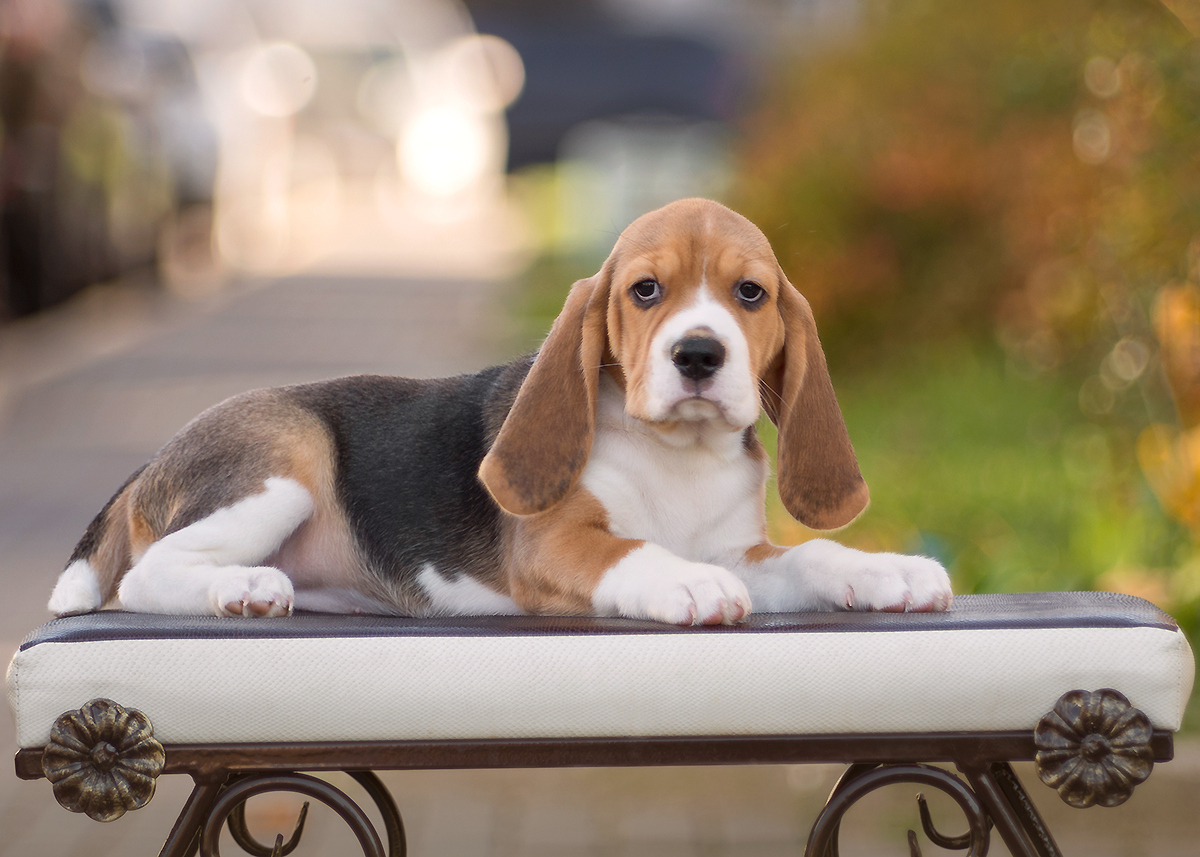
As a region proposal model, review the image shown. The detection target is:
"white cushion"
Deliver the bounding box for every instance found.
[6,592,1194,749]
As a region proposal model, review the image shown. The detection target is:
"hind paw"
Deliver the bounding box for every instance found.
[211,567,295,618]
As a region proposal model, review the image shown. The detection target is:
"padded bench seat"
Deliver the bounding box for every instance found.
[8,591,1193,749]
[6,591,1195,857]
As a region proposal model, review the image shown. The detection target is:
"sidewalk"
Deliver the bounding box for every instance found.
[1,273,1198,856]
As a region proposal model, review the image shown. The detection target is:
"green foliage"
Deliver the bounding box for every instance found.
[763,344,1194,627]
[736,0,1200,366]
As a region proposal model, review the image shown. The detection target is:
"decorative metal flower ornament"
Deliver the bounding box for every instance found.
[1034,688,1153,808]
[41,698,165,821]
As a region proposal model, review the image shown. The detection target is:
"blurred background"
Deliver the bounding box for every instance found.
[1,0,1199,854]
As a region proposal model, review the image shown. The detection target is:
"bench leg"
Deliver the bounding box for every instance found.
[157,771,406,857]
[960,763,1062,857]
[158,779,224,857]
[805,760,1067,857]
[347,771,407,857]
[805,762,991,856]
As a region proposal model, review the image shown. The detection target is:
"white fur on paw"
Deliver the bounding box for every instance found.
[48,559,103,616]
[210,567,295,618]
[840,554,952,613]
[593,544,751,625]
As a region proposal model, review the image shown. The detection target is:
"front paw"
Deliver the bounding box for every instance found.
[840,553,952,613]
[593,545,751,625]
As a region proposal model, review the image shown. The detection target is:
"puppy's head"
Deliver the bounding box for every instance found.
[480,198,868,529]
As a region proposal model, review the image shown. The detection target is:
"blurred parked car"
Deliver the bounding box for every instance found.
[477,11,748,253]
[482,17,741,169]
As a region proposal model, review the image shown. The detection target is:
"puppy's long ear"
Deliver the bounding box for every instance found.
[763,281,869,530]
[480,274,609,516]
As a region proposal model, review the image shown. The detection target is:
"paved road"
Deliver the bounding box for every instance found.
[1,274,1197,856]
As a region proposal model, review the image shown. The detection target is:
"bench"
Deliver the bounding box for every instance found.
[7,591,1195,856]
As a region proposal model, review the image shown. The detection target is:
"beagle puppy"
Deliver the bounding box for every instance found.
[48,199,951,625]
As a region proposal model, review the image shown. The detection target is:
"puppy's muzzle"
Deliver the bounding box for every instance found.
[671,336,726,382]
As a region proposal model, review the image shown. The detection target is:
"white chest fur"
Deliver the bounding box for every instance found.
[581,375,767,565]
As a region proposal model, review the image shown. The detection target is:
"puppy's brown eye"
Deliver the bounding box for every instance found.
[736,281,766,307]
[631,279,661,305]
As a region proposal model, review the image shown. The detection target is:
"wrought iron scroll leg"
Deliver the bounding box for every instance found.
[818,763,884,857]
[818,764,988,856]
[158,779,226,857]
[198,773,386,857]
[959,763,1061,857]
[916,790,988,849]
[227,798,310,856]
[805,764,991,857]
[348,771,407,857]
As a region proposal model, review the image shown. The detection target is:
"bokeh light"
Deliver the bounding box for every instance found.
[239,42,318,118]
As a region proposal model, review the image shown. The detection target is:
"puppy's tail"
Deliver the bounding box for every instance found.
[48,466,146,616]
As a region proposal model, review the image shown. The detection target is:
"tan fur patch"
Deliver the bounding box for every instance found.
[743,542,788,565]
[504,488,641,614]
[92,489,136,605]
[128,510,155,564]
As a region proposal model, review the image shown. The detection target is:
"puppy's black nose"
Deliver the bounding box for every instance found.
[671,336,726,381]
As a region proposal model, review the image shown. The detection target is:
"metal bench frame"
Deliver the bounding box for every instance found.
[13,687,1173,857]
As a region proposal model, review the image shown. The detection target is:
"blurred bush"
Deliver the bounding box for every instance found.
[0,0,213,319]
[734,0,1200,638]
